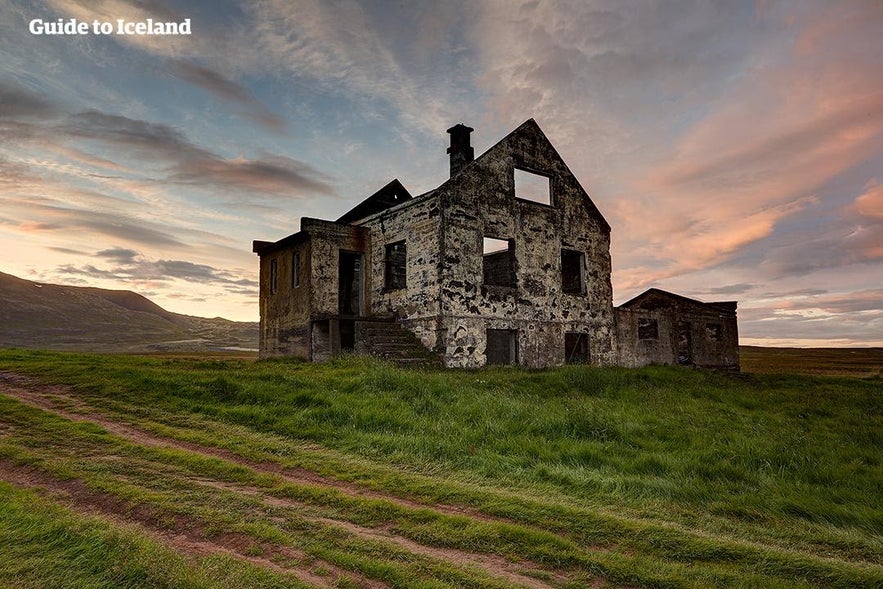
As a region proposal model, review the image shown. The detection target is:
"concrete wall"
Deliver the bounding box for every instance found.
[616,306,739,370]
[434,119,617,368]
[358,195,445,352]
[258,239,311,358]
[302,218,370,318]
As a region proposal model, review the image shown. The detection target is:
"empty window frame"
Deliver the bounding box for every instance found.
[637,318,658,340]
[291,251,300,288]
[564,332,589,364]
[705,323,723,342]
[486,329,518,365]
[514,168,551,205]
[269,258,278,295]
[483,237,516,287]
[384,240,407,290]
[561,249,585,294]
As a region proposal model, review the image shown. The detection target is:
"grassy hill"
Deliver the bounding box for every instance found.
[0,350,880,588]
[0,271,257,352]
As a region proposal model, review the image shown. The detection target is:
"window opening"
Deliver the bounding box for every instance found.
[561,249,585,294]
[638,318,658,340]
[483,237,515,287]
[384,241,407,290]
[514,168,551,205]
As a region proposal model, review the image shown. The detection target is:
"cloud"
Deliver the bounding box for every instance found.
[171,154,334,196]
[701,283,755,296]
[0,84,56,119]
[244,0,477,133]
[777,290,883,315]
[2,101,334,199]
[96,247,139,263]
[655,93,883,194]
[42,206,185,246]
[754,182,883,278]
[48,247,90,256]
[854,180,883,220]
[169,60,286,132]
[57,250,259,294]
[62,110,211,161]
[610,3,883,290]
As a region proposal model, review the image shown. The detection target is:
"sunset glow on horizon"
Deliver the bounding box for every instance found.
[2,0,882,346]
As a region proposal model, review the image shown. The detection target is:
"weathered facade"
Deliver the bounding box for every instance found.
[253,119,739,370]
[616,289,739,370]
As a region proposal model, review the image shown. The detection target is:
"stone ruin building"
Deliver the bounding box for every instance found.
[253,119,739,370]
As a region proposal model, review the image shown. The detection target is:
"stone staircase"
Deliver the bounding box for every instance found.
[354,319,440,366]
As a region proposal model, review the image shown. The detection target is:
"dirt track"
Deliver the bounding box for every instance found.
[0,371,583,589]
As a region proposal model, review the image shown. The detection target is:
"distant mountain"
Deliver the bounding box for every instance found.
[0,271,258,353]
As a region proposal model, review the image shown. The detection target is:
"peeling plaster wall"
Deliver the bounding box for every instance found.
[435,121,617,368]
[358,195,444,352]
[302,218,370,318]
[258,239,311,358]
[616,304,739,370]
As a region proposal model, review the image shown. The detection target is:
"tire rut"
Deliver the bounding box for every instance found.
[189,477,566,589]
[0,458,367,589]
[0,372,572,588]
[0,372,498,522]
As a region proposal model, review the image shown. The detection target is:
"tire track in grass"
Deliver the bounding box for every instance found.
[0,458,357,589]
[0,373,580,589]
[0,372,498,522]
[189,477,569,589]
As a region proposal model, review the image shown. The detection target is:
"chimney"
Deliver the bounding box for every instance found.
[446,123,474,177]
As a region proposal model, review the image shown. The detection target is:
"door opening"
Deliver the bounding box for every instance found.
[338,251,363,316]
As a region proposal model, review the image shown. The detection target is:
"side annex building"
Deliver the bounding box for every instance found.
[253,119,739,370]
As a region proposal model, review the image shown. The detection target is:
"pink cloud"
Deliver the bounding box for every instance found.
[621,5,883,287]
[854,180,883,220]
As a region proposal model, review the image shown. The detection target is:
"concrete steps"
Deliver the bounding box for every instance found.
[354,320,440,367]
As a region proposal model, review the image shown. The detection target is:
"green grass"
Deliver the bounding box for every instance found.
[0,349,881,588]
[0,480,310,589]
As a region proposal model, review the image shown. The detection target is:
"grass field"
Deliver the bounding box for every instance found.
[740,346,883,377]
[0,349,880,588]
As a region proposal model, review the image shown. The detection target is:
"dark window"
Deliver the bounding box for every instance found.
[514,168,551,205]
[486,329,518,365]
[269,258,278,295]
[561,250,585,294]
[483,237,516,287]
[338,251,363,316]
[565,332,589,364]
[291,251,300,288]
[638,318,658,340]
[384,241,407,290]
[706,323,723,342]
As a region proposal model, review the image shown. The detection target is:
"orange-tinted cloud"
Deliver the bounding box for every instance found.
[854,180,883,220]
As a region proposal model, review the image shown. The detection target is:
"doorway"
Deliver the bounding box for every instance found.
[338,251,363,316]
[676,321,693,365]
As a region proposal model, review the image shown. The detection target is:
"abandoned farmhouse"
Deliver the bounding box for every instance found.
[253,119,739,370]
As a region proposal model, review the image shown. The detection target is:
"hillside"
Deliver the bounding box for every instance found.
[0,271,257,352]
[0,352,880,588]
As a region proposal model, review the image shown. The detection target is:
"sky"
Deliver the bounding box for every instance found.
[1,0,882,346]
